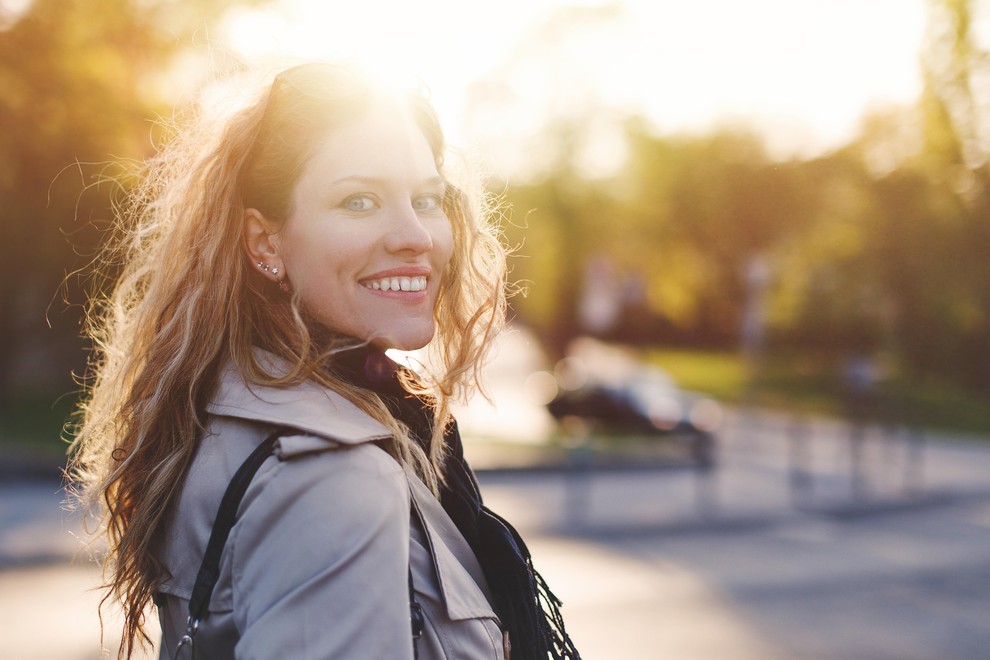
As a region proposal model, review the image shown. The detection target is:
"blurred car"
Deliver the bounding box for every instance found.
[543,339,722,467]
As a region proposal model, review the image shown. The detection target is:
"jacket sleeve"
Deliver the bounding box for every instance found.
[229,442,415,660]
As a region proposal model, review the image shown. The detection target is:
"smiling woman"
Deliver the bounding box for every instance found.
[244,104,455,350]
[69,62,580,660]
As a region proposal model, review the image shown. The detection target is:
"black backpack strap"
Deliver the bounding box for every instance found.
[409,569,424,660]
[174,428,283,657]
[172,428,423,659]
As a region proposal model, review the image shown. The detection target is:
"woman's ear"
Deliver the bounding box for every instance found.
[242,208,284,274]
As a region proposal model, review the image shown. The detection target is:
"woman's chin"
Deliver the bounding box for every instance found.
[367,325,435,352]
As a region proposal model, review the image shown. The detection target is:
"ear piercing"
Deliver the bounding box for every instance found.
[257,261,290,294]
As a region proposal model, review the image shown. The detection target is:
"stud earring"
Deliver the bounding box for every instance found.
[256,260,289,294]
[271,266,290,293]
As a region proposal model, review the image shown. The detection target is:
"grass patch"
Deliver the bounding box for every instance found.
[642,347,990,437]
[640,348,745,401]
[0,392,76,460]
[882,378,990,435]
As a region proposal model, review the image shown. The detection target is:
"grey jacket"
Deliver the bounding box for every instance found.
[156,360,506,659]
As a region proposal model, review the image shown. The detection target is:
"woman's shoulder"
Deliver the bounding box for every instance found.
[184,361,408,532]
[159,413,407,601]
[206,356,394,445]
[193,413,405,511]
[237,437,408,535]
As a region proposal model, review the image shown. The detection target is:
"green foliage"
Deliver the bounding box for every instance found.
[504,123,807,352]
[501,0,990,394]
[0,0,266,401]
[642,347,990,436]
[0,0,987,448]
[0,393,76,459]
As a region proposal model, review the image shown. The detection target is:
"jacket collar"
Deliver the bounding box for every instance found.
[206,350,393,445]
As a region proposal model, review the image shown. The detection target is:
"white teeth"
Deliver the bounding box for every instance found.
[363,276,427,292]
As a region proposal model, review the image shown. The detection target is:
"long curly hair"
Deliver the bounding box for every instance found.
[68,62,507,658]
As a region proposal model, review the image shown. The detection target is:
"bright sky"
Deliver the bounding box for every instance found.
[223,0,928,174]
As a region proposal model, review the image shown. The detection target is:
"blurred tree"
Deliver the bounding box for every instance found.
[497,121,598,356]
[464,3,638,354]
[770,140,948,358]
[622,126,806,341]
[0,0,263,400]
[503,122,809,354]
[761,4,990,391]
[476,0,990,396]
[917,0,990,389]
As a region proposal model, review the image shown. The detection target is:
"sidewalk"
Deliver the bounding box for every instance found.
[3,409,990,569]
[470,409,990,535]
[2,411,990,660]
[471,412,990,660]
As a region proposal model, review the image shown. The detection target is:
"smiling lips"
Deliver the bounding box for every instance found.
[361,274,428,293]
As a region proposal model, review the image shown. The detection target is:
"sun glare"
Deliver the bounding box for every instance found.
[222,0,927,171]
[0,0,33,29]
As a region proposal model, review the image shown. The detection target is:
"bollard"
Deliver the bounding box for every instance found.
[564,434,594,528]
[691,432,718,517]
[903,427,926,497]
[788,416,813,508]
[848,420,867,501]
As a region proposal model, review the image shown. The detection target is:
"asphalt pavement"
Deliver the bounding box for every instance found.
[2,410,990,659]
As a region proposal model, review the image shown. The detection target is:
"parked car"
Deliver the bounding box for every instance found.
[544,339,722,468]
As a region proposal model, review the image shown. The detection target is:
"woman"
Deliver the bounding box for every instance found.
[70,63,580,659]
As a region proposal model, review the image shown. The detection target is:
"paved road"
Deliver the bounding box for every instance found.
[473,413,990,660]
[2,412,989,659]
[479,475,990,659]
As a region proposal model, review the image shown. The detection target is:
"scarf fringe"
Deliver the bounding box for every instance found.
[531,562,581,659]
[485,505,581,660]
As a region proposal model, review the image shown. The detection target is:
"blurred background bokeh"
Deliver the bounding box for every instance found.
[2,0,989,444]
[2,0,990,658]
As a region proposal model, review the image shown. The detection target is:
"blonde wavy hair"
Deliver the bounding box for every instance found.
[69,62,506,658]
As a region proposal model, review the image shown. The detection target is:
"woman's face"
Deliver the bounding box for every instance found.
[269,105,454,350]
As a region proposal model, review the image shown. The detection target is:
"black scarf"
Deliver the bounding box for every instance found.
[332,346,581,660]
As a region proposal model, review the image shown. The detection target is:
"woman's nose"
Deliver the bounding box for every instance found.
[384,204,434,254]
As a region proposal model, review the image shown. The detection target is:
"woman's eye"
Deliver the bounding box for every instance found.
[412,195,441,211]
[344,195,376,211]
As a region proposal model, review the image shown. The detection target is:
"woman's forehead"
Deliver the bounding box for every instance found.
[296,107,440,189]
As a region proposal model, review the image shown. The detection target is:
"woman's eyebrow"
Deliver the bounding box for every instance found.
[329,175,445,188]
